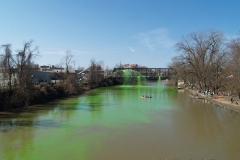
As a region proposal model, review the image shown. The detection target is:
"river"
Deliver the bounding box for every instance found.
[1,81,240,160]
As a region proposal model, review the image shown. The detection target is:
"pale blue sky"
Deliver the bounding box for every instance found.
[1,0,240,69]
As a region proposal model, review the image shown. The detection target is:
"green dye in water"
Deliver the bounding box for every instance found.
[158,76,161,85]
[119,69,146,85]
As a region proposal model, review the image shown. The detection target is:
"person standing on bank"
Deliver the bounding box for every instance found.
[231,97,233,104]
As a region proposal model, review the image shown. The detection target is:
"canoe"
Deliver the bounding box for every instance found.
[140,96,152,99]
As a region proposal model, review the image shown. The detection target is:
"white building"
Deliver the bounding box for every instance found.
[39,65,64,73]
[0,72,18,87]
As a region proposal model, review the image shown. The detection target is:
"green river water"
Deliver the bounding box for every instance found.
[1,81,240,160]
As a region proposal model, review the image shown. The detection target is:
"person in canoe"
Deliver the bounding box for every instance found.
[140,95,152,98]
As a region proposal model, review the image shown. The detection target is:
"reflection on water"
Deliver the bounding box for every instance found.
[1,81,240,159]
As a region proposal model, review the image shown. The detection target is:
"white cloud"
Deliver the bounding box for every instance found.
[138,28,175,51]
[41,48,100,56]
[128,47,136,53]
[71,50,100,55]
[42,50,65,55]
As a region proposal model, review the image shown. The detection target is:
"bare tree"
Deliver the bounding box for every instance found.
[168,56,187,87]
[175,29,227,92]
[13,40,39,107]
[0,44,15,90]
[62,50,73,74]
[104,65,112,77]
[227,36,240,97]
[88,59,104,88]
[114,61,124,68]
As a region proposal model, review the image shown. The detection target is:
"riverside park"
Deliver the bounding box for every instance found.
[1,70,240,160]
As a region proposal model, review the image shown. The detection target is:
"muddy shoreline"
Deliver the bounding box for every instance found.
[184,87,240,114]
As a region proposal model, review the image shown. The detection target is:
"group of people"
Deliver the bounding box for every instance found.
[141,95,152,98]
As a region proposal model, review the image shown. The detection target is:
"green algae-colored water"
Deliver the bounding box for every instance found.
[1,81,240,159]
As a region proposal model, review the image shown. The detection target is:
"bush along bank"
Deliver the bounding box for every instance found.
[0,83,82,112]
[0,77,117,112]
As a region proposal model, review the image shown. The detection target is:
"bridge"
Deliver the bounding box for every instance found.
[112,67,172,80]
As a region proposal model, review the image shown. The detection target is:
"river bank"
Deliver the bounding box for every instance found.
[184,87,240,114]
[0,77,117,112]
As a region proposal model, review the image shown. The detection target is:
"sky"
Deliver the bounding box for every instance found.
[1,0,240,69]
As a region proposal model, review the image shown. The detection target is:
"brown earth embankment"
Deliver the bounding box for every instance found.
[184,88,240,114]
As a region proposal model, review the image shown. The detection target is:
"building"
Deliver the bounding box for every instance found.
[32,71,52,83]
[0,71,18,88]
[0,64,82,85]
[39,65,64,72]
[123,64,138,68]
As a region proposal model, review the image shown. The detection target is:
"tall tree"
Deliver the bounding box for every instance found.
[14,40,39,107]
[227,36,240,97]
[88,59,104,88]
[175,29,227,91]
[168,56,187,87]
[0,44,15,90]
[62,50,73,74]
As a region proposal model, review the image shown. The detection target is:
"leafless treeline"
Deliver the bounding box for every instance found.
[88,59,104,88]
[0,40,107,110]
[0,40,39,108]
[169,29,240,96]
